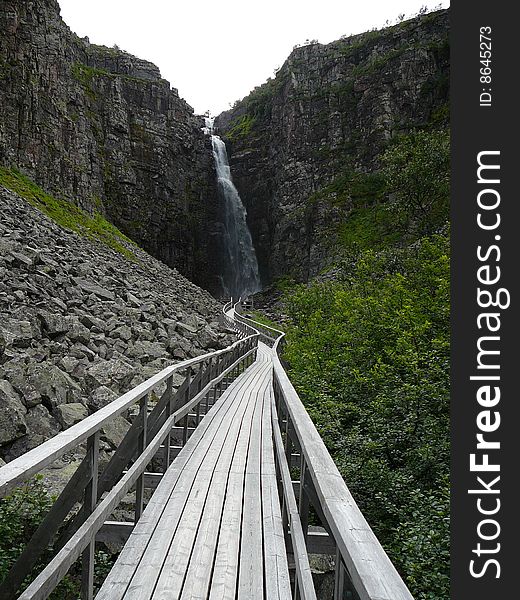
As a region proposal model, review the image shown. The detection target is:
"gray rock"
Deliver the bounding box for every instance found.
[26,363,81,408]
[125,340,168,363]
[86,358,135,391]
[79,314,106,332]
[112,325,132,341]
[26,404,61,438]
[54,403,89,428]
[0,319,36,348]
[176,321,198,335]
[0,360,41,408]
[101,416,131,449]
[66,319,91,344]
[4,434,47,462]
[73,279,115,301]
[37,311,69,337]
[88,385,118,411]
[0,380,28,445]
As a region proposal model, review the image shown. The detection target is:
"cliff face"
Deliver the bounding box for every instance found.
[0,0,223,294]
[216,10,449,284]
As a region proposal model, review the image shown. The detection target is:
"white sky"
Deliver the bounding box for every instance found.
[58,0,449,116]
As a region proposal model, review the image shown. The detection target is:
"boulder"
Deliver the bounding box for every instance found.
[86,357,135,392]
[26,363,82,408]
[37,311,69,337]
[101,416,131,449]
[0,380,28,445]
[54,403,88,428]
[73,278,115,301]
[0,360,41,408]
[88,385,118,411]
[25,404,61,438]
[0,319,36,348]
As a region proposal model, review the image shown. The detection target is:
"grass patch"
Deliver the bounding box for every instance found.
[0,166,136,259]
[310,168,386,208]
[250,311,283,331]
[226,114,257,142]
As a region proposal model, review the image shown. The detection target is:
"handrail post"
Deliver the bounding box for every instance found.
[205,357,213,414]
[81,431,100,600]
[195,363,203,425]
[334,548,346,600]
[182,367,192,445]
[135,393,148,523]
[164,375,174,472]
[299,459,310,546]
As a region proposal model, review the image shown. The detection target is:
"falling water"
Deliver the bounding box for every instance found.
[204,118,261,299]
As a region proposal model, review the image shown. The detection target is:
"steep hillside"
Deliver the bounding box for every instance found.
[0,178,235,465]
[216,9,449,284]
[0,0,224,294]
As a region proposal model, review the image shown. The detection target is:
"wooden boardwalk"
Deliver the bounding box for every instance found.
[0,301,414,600]
[97,342,290,599]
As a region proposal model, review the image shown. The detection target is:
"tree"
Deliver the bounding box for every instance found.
[382,129,450,233]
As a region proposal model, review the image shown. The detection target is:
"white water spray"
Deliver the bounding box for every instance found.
[204,117,261,299]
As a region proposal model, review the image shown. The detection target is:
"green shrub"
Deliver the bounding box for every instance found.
[0,477,116,598]
[383,129,450,233]
[282,231,450,599]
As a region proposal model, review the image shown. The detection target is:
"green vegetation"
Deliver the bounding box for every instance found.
[310,168,386,208]
[250,311,282,330]
[0,477,115,598]
[226,114,257,142]
[71,63,109,100]
[382,128,450,234]
[271,116,450,598]
[281,232,449,599]
[0,166,136,259]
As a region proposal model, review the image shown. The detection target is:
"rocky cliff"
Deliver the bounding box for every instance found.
[0,184,235,465]
[216,10,449,284]
[0,0,224,294]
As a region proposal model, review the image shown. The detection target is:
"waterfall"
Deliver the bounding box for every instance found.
[204,118,261,299]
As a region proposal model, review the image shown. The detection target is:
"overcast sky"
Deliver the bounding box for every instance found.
[58,0,449,116]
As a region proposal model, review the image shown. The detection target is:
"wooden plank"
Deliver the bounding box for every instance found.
[261,380,292,600]
[151,362,270,600]
[182,362,270,600]
[96,360,265,600]
[271,397,317,600]
[237,368,266,600]
[207,364,271,600]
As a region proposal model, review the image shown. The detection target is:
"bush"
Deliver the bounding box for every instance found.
[383,129,450,234]
[282,231,450,599]
[0,477,116,598]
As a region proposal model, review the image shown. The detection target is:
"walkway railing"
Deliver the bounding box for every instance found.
[0,324,258,600]
[238,301,414,600]
[0,298,414,600]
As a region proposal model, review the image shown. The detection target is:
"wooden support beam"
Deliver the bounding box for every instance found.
[81,431,100,600]
[96,521,134,546]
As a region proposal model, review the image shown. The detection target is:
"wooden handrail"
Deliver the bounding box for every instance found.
[237,308,414,600]
[0,334,256,498]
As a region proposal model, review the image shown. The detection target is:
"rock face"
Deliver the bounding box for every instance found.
[0,0,224,294]
[216,10,450,284]
[0,186,236,462]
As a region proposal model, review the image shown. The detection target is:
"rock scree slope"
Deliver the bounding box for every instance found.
[0,185,236,465]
